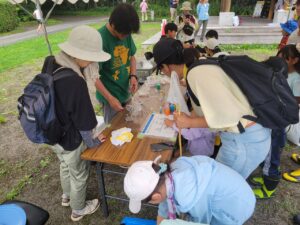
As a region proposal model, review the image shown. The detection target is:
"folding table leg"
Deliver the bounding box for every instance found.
[96,162,109,217]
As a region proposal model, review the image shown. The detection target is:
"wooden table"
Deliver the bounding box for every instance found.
[81,78,174,217]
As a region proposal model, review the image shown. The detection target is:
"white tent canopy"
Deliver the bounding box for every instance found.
[9,0,99,5]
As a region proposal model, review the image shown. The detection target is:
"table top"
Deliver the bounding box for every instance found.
[81,76,174,166]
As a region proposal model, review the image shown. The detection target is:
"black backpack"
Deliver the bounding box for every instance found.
[17,56,73,145]
[186,55,299,131]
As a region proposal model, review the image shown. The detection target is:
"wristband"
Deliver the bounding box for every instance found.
[129,74,138,81]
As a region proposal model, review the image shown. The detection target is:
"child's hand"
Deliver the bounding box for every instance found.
[174,112,191,129]
[98,133,106,143]
[164,119,174,127]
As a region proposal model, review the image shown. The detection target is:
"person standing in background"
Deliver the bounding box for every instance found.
[33,7,43,32]
[194,0,209,42]
[175,1,197,48]
[170,0,179,22]
[140,0,148,22]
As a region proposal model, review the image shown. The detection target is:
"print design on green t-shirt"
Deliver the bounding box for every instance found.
[112,45,130,80]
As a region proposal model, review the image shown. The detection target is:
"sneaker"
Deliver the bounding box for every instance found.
[248,176,264,188]
[71,199,100,222]
[252,184,276,199]
[62,194,70,207]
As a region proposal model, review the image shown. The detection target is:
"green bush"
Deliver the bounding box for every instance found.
[0,2,19,33]
[17,2,35,22]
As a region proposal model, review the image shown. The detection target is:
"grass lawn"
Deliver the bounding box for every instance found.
[0,22,160,73]
[0,21,277,73]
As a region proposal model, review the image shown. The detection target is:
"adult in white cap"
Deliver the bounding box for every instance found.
[95,3,140,124]
[124,156,255,225]
[45,25,110,221]
[175,1,198,48]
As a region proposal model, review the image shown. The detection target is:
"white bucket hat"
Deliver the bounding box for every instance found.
[124,160,160,214]
[59,25,111,62]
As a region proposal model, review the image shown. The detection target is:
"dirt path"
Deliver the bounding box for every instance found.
[0,16,108,47]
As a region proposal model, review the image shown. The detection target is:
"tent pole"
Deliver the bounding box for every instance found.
[45,0,59,22]
[35,0,53,55]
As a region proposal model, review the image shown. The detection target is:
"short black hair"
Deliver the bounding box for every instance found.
[153,38,184,67]
[297,0,300,6]
[165,22,178,33]
[183,48,200,67]
[277,44,300,74]
[205,30,218,39]
[109,3,140,35]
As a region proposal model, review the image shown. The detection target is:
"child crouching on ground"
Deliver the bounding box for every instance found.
[124,155,256,225]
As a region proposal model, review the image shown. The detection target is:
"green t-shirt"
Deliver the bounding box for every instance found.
[96,25,137,104]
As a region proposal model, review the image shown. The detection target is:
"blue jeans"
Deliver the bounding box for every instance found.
[262,129,286,178]
[216,124,271,178]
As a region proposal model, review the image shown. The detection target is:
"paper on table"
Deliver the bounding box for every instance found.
[140,113,177,140]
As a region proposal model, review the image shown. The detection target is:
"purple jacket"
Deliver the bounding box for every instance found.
[173,124,216,156]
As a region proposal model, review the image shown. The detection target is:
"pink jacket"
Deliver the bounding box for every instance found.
[140,1,148,12]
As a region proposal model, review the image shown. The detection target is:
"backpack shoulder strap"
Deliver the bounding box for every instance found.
[53,67,75,81]
[41,55,56,74]
[41,56,75,81]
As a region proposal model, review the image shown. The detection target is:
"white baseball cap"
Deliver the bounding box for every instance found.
[205,38,219,50]
[124,161,160,213]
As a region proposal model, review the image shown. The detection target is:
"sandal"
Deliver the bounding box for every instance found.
[283,168,300,183]
[291,153,300,165]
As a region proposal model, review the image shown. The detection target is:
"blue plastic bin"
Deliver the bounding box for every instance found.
[121,217,156,225]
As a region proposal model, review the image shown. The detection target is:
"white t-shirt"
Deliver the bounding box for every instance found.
[287,71,300,97]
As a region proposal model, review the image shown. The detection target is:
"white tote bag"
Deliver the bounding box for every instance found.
[167,71,190,115]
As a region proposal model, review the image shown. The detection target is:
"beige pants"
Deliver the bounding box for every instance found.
[142,12,148,21]
[51,142,89,210]
[170,7,177,21]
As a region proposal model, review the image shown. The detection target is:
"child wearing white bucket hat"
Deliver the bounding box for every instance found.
[124,156,256,225]
[46,25,110,221]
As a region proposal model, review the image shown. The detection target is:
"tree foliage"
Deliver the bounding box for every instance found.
[0,1,19,33]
